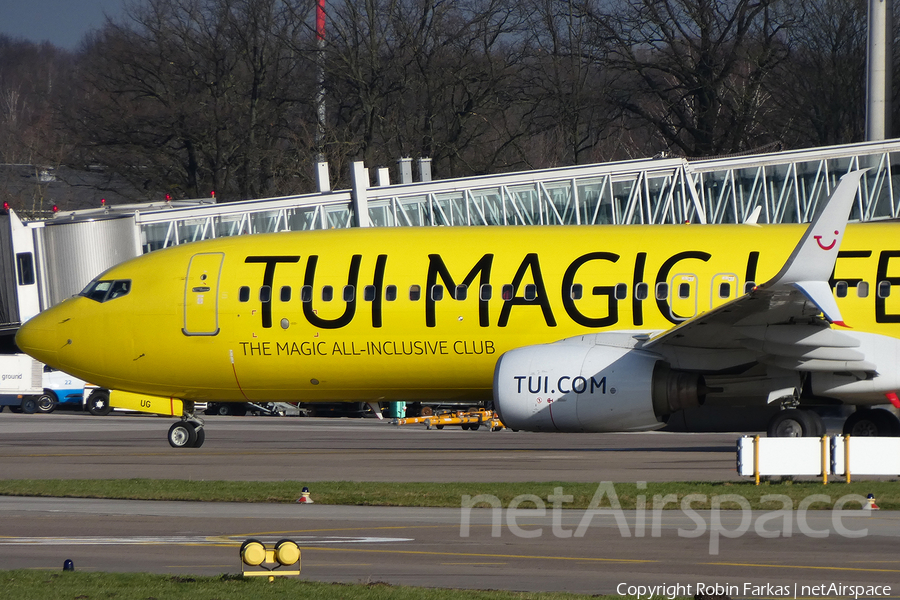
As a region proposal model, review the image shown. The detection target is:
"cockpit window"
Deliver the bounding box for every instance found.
[80,279,131,303]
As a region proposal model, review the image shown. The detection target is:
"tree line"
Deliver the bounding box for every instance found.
[0,0,889,204]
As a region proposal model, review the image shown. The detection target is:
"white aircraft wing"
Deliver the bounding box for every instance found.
[644,170,872,373]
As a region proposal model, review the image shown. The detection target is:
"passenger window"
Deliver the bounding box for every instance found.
[455,284,467,301]
[678,283,690,299]
[635,282,648,301]
[719,282,731,298]
[239,286,250,302]
[409,285,421,301]
[524,284,537,301]
[655,282,668,300]
[744,281,756,294]
[385,285,397,301]
[835,281,848,298]
[322,286,333,302]
[570,284,583,300]
[300,285,312,302]
[431,285,444,301]
[857,281,869,298]
[878,281,891,298]
[480,284,492,301]
[615,283,627,300]
[259,286,271,302]
[280,286,291,302]
[342,286,355,302]
[363,285,376,301]
[501,284,513,300]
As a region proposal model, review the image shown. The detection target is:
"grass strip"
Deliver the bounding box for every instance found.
[0,479,896,509]
[0,570,639,600]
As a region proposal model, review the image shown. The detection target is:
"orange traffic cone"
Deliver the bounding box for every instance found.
[296,486,314,504]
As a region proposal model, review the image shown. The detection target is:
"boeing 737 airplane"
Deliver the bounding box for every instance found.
[15,170,900,447]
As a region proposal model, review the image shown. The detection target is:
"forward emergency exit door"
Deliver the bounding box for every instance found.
[183,253,224,335]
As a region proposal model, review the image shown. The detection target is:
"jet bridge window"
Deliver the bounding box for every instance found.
[80,279,132,303]
[15,252,35,285]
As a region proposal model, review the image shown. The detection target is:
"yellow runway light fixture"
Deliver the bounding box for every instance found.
[240,539,301,581]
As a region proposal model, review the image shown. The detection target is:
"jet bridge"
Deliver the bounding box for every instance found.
[11,138,900,310]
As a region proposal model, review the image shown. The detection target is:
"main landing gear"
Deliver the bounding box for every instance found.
[767,408,825,437]
[168,401,206,448]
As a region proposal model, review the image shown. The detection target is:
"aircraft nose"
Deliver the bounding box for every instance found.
[15,306,67,367]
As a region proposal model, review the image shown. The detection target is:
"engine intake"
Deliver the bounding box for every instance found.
[493,340,704,432]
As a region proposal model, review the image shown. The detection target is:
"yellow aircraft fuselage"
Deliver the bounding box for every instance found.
[16,223,900,403]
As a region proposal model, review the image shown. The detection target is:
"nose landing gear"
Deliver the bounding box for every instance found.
[167,402,205,448]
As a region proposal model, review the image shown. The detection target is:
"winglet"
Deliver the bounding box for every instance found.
[759,169,866,324]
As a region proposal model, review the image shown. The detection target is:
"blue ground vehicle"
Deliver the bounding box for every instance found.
[37,366,87,413]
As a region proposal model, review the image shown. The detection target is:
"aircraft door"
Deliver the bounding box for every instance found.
[668,273,697,320]
[184,253,224,336]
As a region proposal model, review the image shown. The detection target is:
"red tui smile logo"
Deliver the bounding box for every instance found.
[814,230,839,250]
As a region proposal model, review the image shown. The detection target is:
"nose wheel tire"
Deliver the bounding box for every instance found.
[167,421,206,448]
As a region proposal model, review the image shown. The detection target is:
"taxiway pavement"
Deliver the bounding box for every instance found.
[1,414,897,595]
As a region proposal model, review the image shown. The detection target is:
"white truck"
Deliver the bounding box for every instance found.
[0,353,43,413]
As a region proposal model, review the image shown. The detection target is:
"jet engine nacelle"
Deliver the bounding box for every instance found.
[493,341,704,432]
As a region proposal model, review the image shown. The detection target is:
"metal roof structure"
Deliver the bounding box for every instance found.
[47,139,900,254]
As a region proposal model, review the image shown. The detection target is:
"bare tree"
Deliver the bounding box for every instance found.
[768,0,867,147]
[66,0,317,200]
[581,0,795,158]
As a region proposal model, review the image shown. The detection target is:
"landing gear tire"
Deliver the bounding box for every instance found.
[168,421,197,448]
[843,409,900,436]
[36,392,58,414]
[192,427,206,448]
[87,390,112,416]
[767,409,819,437]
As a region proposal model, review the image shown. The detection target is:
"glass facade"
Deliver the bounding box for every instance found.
[136,141,900,253]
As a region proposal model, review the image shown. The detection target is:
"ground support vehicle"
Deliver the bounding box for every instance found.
[0,353,42,413]
[395,408,505,431]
